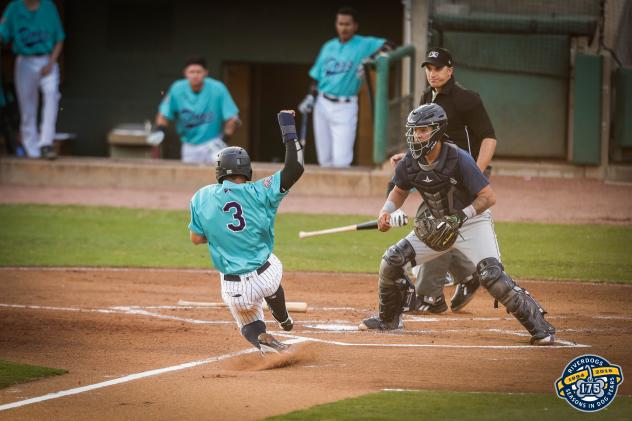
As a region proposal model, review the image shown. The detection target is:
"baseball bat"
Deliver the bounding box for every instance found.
[177,300,308,313]
[299,220,378,239]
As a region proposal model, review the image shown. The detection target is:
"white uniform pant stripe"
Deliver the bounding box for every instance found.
[220,254,283,328]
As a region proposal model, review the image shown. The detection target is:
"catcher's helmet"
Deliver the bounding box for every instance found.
[405,103,448,159]
[216,146,252,183]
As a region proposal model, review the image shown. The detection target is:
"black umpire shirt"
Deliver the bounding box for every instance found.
[421,76,496,160]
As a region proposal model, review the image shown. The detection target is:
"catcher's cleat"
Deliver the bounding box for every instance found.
[358,314,403,331]
[258,333,289,354]
[450,275,480,311]
[413,294,448,314]
[279,315,294,332]
[529,319,556,346]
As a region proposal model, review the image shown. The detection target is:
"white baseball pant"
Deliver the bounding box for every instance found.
[181,137,227,164]
[313,93,358,167]
[220,253,283,328]
[15,55,61,158]
[405,210,502,267]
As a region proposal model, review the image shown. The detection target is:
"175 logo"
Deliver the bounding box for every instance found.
[555,354,623,412]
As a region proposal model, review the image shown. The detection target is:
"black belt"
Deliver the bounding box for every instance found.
[323,93,352,103]
[224,261,270,282]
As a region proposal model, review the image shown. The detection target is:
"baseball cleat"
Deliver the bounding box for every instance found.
[450,275,480,311]
[40,145,58,160]
[258,332,290,354]
[530,333,555,346]
[358,315,403,331]
[279,315,294,332]
[413,295,448,314]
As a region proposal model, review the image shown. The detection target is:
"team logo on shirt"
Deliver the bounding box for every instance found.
[17,27,51,48]
[555,354,623,412]
[324,58,354,77]
[263,176,272,189]
[181,109,215,129]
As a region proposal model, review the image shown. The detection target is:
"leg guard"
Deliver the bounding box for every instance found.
[359,240,414,330]
[241,320,267,348]
[264,285,293,331]
[379,239,416,322]
[477,258,556,345]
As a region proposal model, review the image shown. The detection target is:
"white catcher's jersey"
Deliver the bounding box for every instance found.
[221,253,283,328]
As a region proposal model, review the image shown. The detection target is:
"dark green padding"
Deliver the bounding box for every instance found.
[572,53,602,164]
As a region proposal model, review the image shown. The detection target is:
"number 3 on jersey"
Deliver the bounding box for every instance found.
[223,201,246,232]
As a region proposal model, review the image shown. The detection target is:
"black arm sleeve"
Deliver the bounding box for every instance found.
[280,140,304,192]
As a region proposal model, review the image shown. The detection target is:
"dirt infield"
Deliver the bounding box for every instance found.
[1,268,630,419]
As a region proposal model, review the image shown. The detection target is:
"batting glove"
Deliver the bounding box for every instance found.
[147,125,166,146]
[298,94,315,114]
[389,209,408,227]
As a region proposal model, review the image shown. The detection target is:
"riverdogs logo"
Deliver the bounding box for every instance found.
[555,354,623,412]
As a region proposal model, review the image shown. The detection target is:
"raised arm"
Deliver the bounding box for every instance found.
[277,110,305,192]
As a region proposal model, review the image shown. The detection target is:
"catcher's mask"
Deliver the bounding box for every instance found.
[405,103,448,159]
[216,146,252,183]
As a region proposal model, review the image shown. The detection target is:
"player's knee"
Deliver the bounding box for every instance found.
[380,239,415,286]
[476,257,515,300]
[240,320,266,348]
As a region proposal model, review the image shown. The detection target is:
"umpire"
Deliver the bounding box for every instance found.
[413,47,497,313]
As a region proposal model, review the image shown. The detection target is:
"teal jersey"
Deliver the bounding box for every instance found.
[189,170,288,274]
[0,0,65,55]
[159,77,239,145]
[309,35,385,97]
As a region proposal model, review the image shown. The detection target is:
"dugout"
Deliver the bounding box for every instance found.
[42,0,403,165]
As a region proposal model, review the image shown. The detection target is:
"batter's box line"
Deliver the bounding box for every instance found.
[274,333,589,349]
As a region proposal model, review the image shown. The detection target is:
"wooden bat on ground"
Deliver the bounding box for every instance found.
[177,300,308,313]
[298,220,378,239]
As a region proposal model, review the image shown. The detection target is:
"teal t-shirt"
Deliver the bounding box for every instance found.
[189,170,288,275]
[309,35,385,97]
[0,0,65,55]
[159,77,239,145]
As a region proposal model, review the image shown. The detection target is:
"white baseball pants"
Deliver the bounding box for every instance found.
[220,254,283,328]
[15,55,61,158]
[181,137,227,164]
[404,210,502,267]
[313,93,358,167]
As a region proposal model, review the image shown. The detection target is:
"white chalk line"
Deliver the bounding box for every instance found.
[276,333,587,349]
[0,337,309,412]
[0,302,591,411]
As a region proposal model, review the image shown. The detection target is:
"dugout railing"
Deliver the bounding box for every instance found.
[368,45,416,165]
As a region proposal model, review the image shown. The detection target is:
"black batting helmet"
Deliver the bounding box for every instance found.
[216,147,252,183]
[405,103,448,159]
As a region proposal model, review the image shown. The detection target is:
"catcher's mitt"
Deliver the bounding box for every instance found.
[414,210,465,252]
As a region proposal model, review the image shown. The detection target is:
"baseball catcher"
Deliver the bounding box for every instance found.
[359,103,556,345]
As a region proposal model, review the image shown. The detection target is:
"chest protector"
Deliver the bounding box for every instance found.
[404,143,462,218]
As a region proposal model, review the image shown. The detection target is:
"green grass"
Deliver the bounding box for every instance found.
[264,390,632,420]
[0,204,630,283]
[0,360,66,389]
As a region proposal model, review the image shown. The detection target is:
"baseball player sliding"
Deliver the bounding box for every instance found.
[188,110,304,354]
[360,103,556,345]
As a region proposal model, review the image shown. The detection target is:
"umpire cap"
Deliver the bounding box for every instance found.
[422,47,453,68]
[216,146,252,183]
